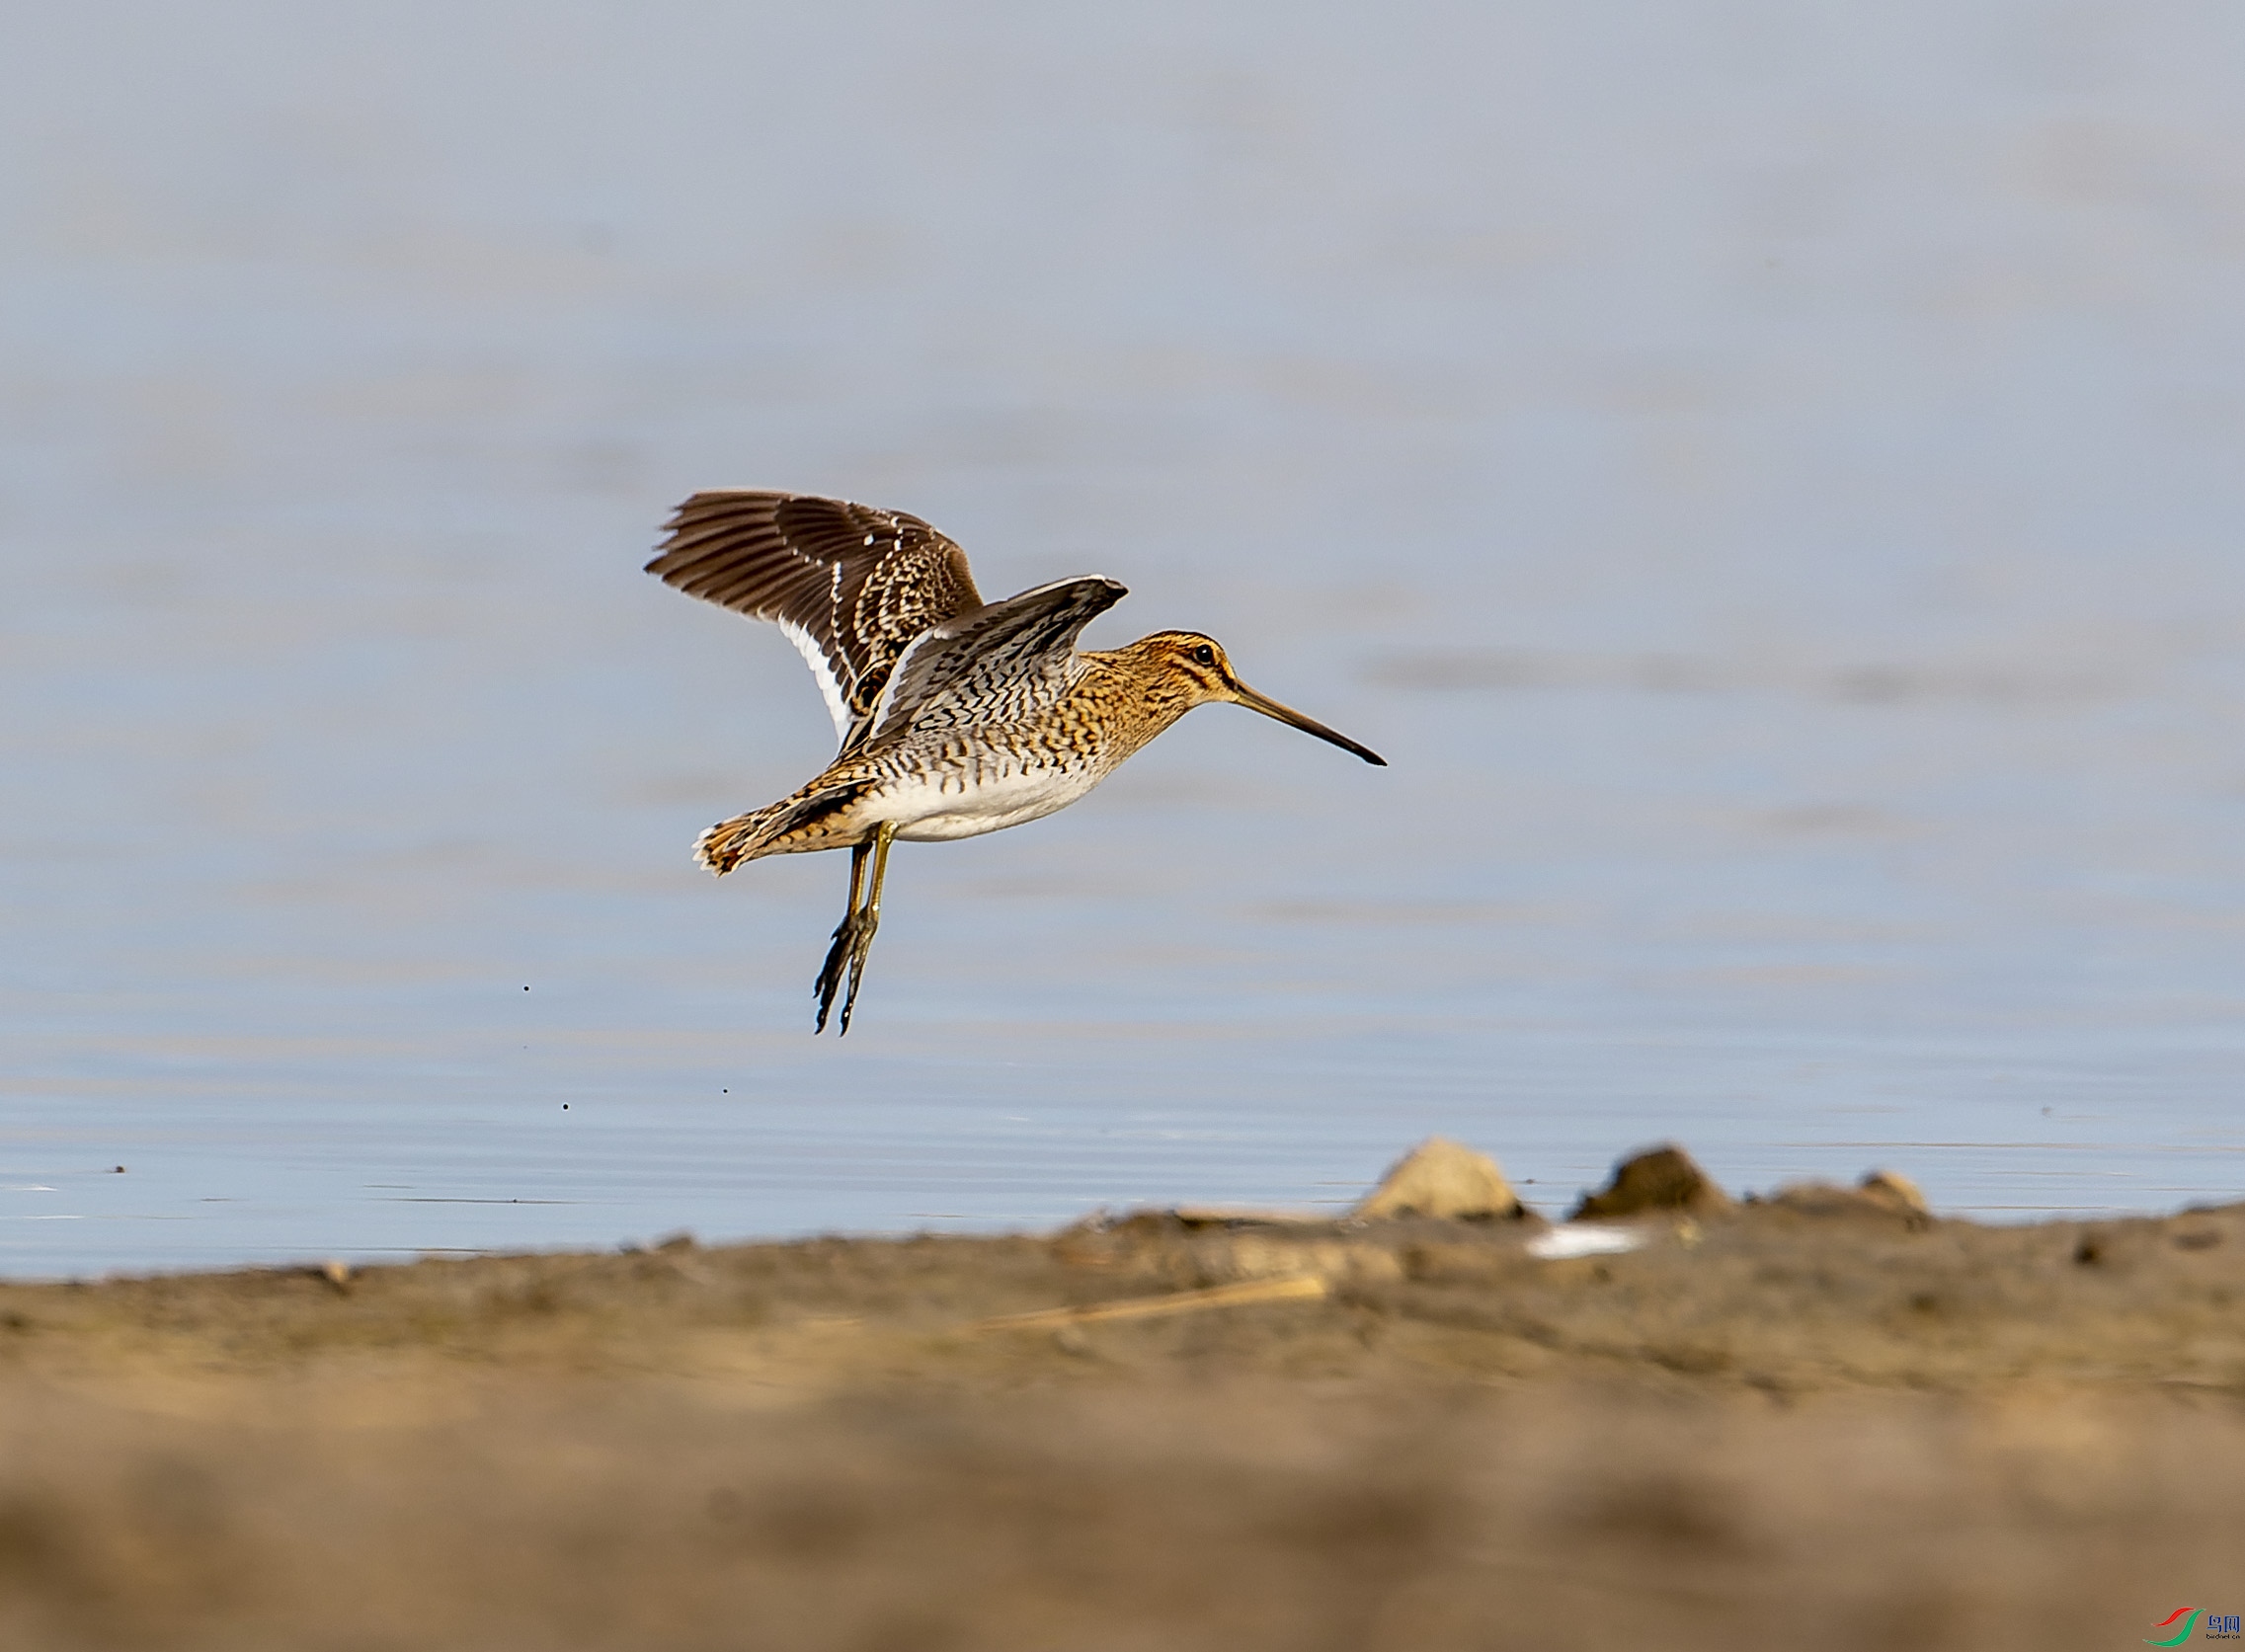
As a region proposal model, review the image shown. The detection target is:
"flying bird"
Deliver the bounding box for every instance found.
[646,491,1385,1034]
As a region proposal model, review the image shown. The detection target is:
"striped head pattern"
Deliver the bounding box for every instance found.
[1102,632,1386,765]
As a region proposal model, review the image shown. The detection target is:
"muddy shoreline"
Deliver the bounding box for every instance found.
[3,1162,2242,1651]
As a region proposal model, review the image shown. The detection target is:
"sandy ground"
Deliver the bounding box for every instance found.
[3,1185,2242,1651]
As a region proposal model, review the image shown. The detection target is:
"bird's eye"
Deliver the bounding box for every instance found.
[1191,644,1216,667]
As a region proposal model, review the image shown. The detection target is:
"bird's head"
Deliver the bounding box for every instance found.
[1126,632,1386,765]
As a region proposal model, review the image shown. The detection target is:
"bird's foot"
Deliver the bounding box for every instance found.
[838,906,881,1036]
[813,824,894,1037]
[813,906,881,1035]
[813,913,856,1034]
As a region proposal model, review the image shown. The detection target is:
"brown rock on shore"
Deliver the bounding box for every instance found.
[1570,1141,1735,1219]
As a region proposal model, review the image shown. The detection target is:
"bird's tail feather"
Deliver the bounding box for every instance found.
[693,782,869,875]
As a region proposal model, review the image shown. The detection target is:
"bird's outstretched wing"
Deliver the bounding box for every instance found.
[645,491,984,753]
[871,576,1128,742]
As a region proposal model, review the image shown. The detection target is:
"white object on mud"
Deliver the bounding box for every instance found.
[1527,1225,1644,1260]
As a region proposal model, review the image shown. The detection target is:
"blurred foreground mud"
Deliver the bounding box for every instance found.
[3,1185,2242,1651]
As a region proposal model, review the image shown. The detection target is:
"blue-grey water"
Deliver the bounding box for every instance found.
[7,2,2245,1276]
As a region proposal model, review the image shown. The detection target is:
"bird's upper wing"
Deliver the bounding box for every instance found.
[645,491,985,753]
[870,576,1128,742]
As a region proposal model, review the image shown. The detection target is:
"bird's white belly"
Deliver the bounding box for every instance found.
[875,759,1108,842]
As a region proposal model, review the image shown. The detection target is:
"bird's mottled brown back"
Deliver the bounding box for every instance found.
[645,491,984,752]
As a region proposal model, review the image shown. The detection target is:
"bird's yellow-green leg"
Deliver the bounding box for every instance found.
[837,822,895,1036]
[813,840,871,1034]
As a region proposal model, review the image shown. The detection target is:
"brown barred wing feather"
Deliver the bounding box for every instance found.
[872,576,1127,740]
[645,491,984,752]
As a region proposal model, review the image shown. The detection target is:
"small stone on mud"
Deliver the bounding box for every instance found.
[1354,1139,1523,1221]
[1767,1177,1927,1225]
[1572,1145,1732,1220]
[319,1260,352,1291]
[1858,1170,1928,1217]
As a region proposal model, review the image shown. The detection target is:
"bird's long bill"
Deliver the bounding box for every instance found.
[1230,681,1387,765]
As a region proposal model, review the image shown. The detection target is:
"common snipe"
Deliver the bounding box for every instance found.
[648,491,1384,1033]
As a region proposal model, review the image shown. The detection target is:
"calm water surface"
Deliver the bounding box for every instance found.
[7,2,2245,1274]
